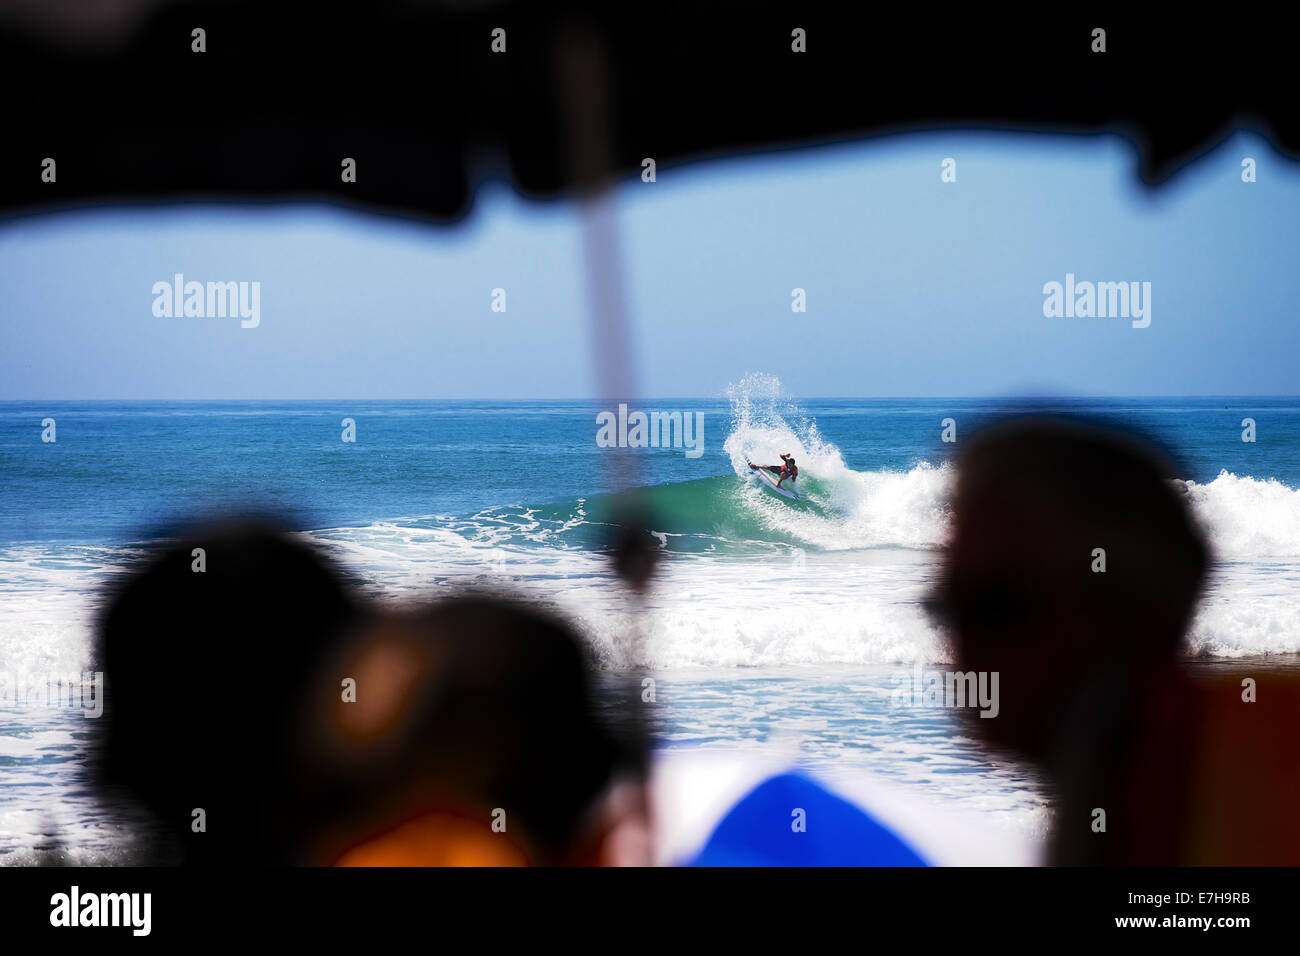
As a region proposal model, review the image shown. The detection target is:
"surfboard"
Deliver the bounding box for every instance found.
[751,466,800,500]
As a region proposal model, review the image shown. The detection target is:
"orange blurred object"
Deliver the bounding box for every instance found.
[333,810,530,867]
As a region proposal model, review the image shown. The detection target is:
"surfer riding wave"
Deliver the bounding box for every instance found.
[748,453,798,489]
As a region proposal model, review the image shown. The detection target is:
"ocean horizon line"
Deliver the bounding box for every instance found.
[2,394,1299,404]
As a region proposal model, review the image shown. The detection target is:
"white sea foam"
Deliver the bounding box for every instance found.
[1180,471,1300,560]
[0,544,125,677]
[3,470,1300,678]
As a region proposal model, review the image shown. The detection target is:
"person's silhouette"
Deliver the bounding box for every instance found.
[298,596,650,866]
[929,417,1300,864]
[93,519,362,864]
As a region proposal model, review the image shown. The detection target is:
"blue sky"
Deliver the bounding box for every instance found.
[1,129,1296,399]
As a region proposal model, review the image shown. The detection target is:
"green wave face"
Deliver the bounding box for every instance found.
[461,471,886,558]
[590,475,832,553]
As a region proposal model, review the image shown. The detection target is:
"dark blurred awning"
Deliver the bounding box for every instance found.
[1,2,1295,223]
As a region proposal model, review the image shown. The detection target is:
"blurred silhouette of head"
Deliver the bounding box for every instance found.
[301,595,650,866]
[93,518,361,864]
[930,417,1209,763]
